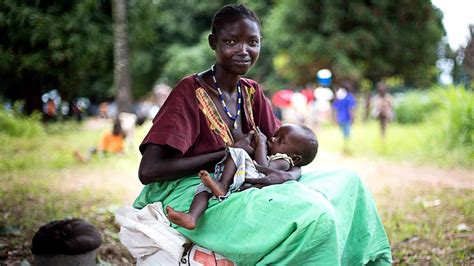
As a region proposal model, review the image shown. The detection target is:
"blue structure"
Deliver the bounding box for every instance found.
[317,69,332,86]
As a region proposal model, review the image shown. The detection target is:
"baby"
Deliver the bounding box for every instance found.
[167,124,318,229]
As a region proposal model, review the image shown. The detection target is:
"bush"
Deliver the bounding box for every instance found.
[0,105,44,137]
[428,86,474,166]
[393,91,438,124]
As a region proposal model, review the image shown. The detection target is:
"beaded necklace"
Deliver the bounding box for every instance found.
[211,64,242,129]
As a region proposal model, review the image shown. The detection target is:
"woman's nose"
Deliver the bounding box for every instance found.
[237,43,249,55]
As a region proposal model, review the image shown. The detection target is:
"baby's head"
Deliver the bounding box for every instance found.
[267,124,318,167]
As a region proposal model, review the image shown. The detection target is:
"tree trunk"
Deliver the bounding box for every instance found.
[112,0,133,114]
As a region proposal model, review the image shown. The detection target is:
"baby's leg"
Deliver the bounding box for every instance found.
[200,157,237,197]
[166,192,210,230]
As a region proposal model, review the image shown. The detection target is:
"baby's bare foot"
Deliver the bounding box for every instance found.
[166,206,196,230]
[199,170,227,197]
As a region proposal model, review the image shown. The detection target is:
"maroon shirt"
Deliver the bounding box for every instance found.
[140,75,280,157]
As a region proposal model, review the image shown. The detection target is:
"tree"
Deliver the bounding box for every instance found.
[264,0,444,88]
[112,0,133,113]
[0,1,113,113]
[462,25,474,86]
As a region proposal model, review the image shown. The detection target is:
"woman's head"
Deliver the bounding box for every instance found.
[209,4,261,75]
[211,5,261,35]
[267,124,318,167]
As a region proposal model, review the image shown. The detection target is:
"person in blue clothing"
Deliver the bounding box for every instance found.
[332,81,356,154]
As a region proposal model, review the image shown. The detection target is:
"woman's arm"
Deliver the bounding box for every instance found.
[139,133,255,185]
[138,144,226,184]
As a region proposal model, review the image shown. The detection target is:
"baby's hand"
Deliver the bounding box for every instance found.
[253,131,267,146]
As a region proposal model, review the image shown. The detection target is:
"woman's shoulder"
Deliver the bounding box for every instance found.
[174,75,198,90]
[240,77,260,89]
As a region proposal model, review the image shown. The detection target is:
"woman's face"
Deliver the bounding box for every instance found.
[212,18,261,75]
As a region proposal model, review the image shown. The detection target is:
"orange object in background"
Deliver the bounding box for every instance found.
[97,132,124,153]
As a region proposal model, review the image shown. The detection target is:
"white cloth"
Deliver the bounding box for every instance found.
[115,202,189,265]
[116,202,233,265]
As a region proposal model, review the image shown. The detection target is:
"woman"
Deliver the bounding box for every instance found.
[134,4,392,265]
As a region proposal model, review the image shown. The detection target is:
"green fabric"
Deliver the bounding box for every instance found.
[133,170,392,265]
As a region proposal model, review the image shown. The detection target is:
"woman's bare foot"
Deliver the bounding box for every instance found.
[166,206,196,230]
[199,170,227,197]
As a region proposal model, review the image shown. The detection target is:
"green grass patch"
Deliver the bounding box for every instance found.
[318,86,473,168]
[0,121,105,172]
[317,119,472,168]
[376,187,473,264]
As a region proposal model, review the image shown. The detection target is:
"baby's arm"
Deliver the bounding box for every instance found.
[253,131,269,166]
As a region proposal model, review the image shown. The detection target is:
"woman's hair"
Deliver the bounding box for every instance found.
[211,4,260,35]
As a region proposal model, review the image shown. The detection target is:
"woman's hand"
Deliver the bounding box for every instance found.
[233,131,255,155]
[244,161,301,187]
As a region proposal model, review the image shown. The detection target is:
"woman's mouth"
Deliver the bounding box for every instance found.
[233,59,251,65]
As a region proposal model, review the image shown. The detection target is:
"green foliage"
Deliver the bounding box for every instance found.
[462,26,474,84]
[0,0,114,111]
[427,86,474,164]
[0,105,44,137]
[265,0,444,86]
[160,34,214,85]
[394,91,439,124]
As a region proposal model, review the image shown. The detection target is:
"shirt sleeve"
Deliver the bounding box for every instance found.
[139,77,200,155]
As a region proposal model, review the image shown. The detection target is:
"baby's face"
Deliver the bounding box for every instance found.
[267,124,303,157]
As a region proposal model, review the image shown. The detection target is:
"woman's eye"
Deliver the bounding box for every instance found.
[225,40,235,45]
[249,40,259,46]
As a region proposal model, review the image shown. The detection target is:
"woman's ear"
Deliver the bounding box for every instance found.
[208,34,216,50]
[292,155,302,166]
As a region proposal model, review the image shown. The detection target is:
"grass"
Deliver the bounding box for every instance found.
[0,119,144,264]
[316,120,473,168]
[377,187,473,264]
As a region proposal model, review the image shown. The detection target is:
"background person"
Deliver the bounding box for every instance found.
[332,81,357,154]
[73,118,125,163]
[372,82,394,139]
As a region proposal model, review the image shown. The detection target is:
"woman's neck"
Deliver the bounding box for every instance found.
[214,65,240,93]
